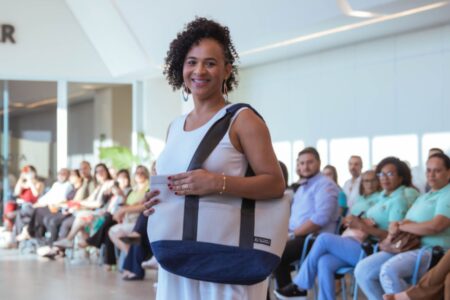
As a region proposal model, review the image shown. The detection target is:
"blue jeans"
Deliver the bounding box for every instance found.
[354,249,431,300]
[293,233,362,300]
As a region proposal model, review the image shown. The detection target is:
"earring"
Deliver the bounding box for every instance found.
[182,83,190,102]
[222,80,228,102]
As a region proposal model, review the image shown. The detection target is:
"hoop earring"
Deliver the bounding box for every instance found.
[222,80,228,102]
[182,83,190,102]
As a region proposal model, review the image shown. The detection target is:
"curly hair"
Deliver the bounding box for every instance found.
[375,157,413,187]
[163,17,239,92]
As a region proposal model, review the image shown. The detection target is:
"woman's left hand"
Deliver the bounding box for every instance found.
[169,169,221,196]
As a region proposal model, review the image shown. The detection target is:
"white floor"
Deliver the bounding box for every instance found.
[0,249,157,300]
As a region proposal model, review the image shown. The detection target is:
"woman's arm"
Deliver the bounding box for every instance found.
[170,109,285,200]
[400,215,450,236]
[29,180,44,197]
[347,216,388,240]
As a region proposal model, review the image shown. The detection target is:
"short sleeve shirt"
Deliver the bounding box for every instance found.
[350,192,380,217]
[366,186,409,230]
[405,184,450,248]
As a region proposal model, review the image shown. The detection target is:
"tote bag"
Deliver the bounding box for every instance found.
[147,104,290,285]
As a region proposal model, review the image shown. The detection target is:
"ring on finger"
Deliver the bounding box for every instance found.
[182,183,189,191]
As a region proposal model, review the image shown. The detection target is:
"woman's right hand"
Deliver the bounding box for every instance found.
[143,190,161,217]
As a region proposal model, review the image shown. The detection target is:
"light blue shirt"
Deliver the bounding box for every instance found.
[289,172,340,233]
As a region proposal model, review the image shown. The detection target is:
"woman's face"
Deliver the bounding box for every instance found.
[69,173,81,185]
[95,166,108,183]
[117,173,129,189]
[322,168,335,183]
[134,168,148,184]
[182,38,231,101]
[426,157,450,191]
[378,163,403,193]
[362,172,379,196]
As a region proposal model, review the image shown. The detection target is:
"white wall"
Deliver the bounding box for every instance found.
[143,77,181,158]
[0,0,111,80]
[233,24,450,184]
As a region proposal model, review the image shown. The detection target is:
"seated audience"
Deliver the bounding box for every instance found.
[355,153,450,300]
[107,166,149,258]
[273,147,339,297]
[323,165,348,216]
[81,167,148,268]
[278,160,410,299]
[53,163,114,248]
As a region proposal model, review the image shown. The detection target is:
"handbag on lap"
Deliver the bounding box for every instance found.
[147,103,290,285]
[379,231,421,253]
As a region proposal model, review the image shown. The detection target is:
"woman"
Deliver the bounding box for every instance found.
[356,153,450,300]
[13,165,44,241]
[81,167,148,269]
[351,170,382,216]
[142,17,284,300]
[323,165,348,216]
[53,163,114,248]
[284,157,412,300]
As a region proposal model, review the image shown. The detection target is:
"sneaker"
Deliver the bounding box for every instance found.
[53,238,74,249]
[274,283,307,300]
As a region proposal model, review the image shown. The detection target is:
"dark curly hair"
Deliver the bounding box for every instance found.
[163,17,239,92]
[375,157,413,187]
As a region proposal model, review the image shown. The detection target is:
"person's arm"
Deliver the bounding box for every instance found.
[293,220,322,237]
[14,175,25,196]
[400,215,450,236]
[169,109,285,200]
[294,181,339,236]
[29,180,44,197]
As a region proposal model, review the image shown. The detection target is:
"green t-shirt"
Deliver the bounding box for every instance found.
[366,186,409,230]
[404,186,421,208]
[350,192,380,217]
[125,185,148,206]
[405,184,450,248]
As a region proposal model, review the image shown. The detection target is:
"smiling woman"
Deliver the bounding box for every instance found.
[143,17,285,300]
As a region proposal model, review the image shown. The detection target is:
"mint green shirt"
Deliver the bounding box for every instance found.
[366,186,409,230]
[404,186,421,208]
[405,184,450,248]
[350,192,380,217]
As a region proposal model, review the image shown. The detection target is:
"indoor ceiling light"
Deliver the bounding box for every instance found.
[241,1,450,56]
[337,0,381,18]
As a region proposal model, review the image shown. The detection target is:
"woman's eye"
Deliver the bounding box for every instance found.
[186,60,196,66]
[206,62,216,67]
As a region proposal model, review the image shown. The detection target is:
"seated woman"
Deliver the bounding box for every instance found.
[53,163,114,248]
[106,166,149,257]
[79,168,148,269]
[13,165,44,241]
[323,165,348,216]
[278,157,413,300]
[384,249,450,300]
[355,153,450,300]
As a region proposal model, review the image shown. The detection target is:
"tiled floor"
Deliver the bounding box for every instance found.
[0,249,157,300]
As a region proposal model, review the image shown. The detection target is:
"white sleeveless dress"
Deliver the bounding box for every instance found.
[154,104,269,300]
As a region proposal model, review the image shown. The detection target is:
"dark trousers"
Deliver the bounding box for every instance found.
[43,212,72,243]
[13,203,34,237]
[28,206,52,239]
[123,213,152,278]
[86,213,117,265]
[274,236,306,288]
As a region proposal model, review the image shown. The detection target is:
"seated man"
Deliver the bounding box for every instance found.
[274,147,339,298]
[26,168,73,240]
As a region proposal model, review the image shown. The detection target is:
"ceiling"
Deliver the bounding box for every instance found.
[2,0,450,114]
[112,0,450,76]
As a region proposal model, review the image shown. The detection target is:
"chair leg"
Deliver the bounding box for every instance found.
[341,277,347,300]
[352,277,359,300]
